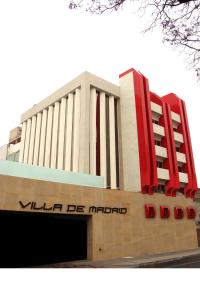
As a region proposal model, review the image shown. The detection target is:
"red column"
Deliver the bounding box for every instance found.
[151,93,180,196]
[162,93,197,198]
[132,70,158,194]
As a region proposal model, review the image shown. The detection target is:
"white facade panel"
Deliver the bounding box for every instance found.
[72,89,81,172]
[100,92,107,187]
[171,111,181,123]
[155,145,167,159]
[151,102,162,115]
[28,115,36,165]
[90,88,97,175]
[153,124,165,137]
[179,172,188,183]
[44,106,53,168]
[19,121,27,163]
[65,93,74,171]
[51,102,60,169]
[157,167,169,180]
[174,131,184,144]
[38,109,47,167]
[23,118,31,164]
[33,112,42,165]
[57,98,67,170]
[109,95,117,189]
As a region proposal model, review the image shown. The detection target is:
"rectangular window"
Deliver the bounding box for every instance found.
[157,161,163,168]
[153,119,159,125]
[155,140,161,146]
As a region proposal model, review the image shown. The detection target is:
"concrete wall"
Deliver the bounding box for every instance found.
[0,174,197,261]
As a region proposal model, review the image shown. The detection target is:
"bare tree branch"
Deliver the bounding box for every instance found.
[68,0,200,79]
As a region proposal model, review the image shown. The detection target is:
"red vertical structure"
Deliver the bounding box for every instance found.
[162,93,197,198]
[150,93,180,196]
[132,69,158,194]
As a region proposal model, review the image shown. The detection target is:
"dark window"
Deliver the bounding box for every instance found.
[153,119,159,125]
[157,161,163,168]
[155,140,161,146]
[176,146,180,152]
[178,166,183,172]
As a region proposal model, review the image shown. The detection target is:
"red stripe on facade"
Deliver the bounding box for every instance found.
[179,100,197,198]
[164,103,180,196]
[132,70,158,194]
[151,93,179,196]
[162,93,197,198]
[96,93,100,176]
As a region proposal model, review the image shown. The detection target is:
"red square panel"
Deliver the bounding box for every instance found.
[186,207,196,219]
[174,207,184,219]
[145,204,156,218]
[160,206,170,218]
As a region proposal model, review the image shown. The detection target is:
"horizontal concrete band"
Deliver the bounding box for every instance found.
[0,160,104,188]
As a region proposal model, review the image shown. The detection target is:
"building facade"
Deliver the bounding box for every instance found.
[0,68,198,266]
[18,68,197,198]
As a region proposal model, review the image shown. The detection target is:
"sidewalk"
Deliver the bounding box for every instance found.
[40,248,200,268]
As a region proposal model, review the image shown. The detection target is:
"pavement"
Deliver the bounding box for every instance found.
[39,248,200,268]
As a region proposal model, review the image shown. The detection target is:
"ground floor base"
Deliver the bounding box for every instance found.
[0,174,198,267]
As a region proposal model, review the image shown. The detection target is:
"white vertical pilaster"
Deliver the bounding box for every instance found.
[100,92,107,187]
[78,80,90,173]
[72,89,81,172]
[90,87,97,175]
[51,101,60,169]
[109,95,117,189]
[33,112,42,165]
[65,93,74,171]
[44,106,53,168]
[23,118,31,164]
[57,98,67,170]
[38,109,47,167]
[28,115,36,165]
[19,121,27,163]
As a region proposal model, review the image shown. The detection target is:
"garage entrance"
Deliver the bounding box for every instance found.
[0,210,88,267]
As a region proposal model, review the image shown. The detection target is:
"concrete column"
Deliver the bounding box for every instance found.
[119,71,141,191]
[72,89,81,172]
[28,115,36,165]
[65,93,74,171]
[33,112,42,165]
[57,98,67,170]
[78,79,90,173]
[51,101,60,169]
[44,106,53,168]
[23,118,31,164]
[38,109,47,167]
[109,95,117,189]
[19,121,27,163]
[90,88,97,175]
[100,92,107,187]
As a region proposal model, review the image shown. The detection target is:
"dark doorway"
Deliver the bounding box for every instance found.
[0,210,88,267]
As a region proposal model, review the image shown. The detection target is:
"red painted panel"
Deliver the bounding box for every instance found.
[160,206,170,218]
[145,204,156,218]
[174,207,184,219]
[96,93,100,176]
[151,93,179,196]
[186,207,196,219]
[132,70,158,194]
[162,93,197,198]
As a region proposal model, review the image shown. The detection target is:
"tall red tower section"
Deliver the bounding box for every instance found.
[119,68,197,198]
